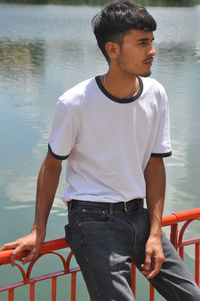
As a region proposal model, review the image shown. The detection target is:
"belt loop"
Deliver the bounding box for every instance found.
[109,203,114,216]
[67,201,73,211]
[124,202,128,213]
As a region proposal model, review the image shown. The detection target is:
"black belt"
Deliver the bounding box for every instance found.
[69,198,144,213]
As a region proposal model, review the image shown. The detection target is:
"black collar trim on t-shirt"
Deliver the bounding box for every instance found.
[95,75,143,104]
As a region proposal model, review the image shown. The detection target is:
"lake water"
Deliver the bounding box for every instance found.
[0,3,200,301]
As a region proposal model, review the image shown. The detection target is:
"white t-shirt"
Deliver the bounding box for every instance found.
[48,76,171,203]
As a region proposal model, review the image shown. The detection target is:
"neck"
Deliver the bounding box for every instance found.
[101,67,139,99]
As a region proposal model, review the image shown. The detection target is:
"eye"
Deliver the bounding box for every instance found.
[139,41,148,46]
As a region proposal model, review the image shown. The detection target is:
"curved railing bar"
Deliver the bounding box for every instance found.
[178,220,194,245]
[66,249,74,273]
[14,263,28,284]
[177,218,200,260]
[0,262,28,292]
[26,251,68,281]
[26,254,43,281]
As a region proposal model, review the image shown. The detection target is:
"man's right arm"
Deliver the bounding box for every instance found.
[0,151,62,266]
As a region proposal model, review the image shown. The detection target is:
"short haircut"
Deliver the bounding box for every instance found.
[91,0,157,62]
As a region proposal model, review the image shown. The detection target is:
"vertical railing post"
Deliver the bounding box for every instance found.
[8,288,14,301]
[170,224,178,249]
[71,272,76,301]
[149,284,154,301]
[30,283,35,301]
[179,246,184,260]
[52,277,57,301]
[195,243,200,286]
[131,263,136,298]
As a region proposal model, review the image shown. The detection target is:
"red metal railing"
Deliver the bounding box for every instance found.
[0,208,200,301]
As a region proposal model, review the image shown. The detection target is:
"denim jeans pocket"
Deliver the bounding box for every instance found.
[128,208,150,243]
[76,206,109,225]
[136,209,150,240]
[65,224,72,245]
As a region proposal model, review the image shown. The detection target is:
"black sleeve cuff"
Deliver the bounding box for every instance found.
[48,144,69,160]
[151,151,172,158]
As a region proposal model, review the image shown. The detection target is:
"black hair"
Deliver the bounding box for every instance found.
[91,0,157,62]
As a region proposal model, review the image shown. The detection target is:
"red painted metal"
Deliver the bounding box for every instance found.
[149,284,154,301]
[195,243,200,286]
[131,263,136,298]
[170,224,178,249]
[71,272,77,301]
[30,283,35,301]
[0,208,199,301]
[0,238,68,266]
[8,289,14,301]
[51,277,57,301]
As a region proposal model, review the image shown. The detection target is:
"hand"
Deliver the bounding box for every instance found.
[0,229,45,266]
[141,235,165,279]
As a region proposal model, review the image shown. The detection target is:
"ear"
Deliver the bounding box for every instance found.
[105,42,120,60]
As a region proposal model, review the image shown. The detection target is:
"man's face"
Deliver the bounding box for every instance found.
[117,29,156,77]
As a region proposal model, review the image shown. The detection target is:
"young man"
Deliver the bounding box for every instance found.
[1,1,200,300]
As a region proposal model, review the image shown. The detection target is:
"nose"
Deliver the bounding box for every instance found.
[148,44,157,57]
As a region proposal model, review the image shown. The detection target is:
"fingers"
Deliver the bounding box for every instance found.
[141,251,153,278]
[0,241,20,266]
[141,254,165,279]
[147,256,162,279]
[22,248,38,265]
[1,233,45,267]
[141,235,165,279]
[0,241,18,251]
[143,250,152,273]
[10,245,40,266]
[10,244,26,267]
[0,239,29,266]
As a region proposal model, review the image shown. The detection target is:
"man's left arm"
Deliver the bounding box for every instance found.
[142,156,166,279]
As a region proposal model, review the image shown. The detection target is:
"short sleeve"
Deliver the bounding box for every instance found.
[151,89,172,158]
[48,99,79,160]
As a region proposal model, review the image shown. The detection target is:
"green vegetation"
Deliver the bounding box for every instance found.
[0,0,200,7]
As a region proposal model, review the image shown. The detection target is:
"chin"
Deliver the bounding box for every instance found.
[140,71,152,77]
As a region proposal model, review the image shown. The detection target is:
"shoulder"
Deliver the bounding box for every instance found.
[142,77,167,98]
[58,77,96,109]
[141,77,168,108]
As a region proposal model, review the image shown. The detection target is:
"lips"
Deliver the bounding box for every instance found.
[143,58,153,64]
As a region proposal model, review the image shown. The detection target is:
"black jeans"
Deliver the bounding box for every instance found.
[65,200,200,301]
